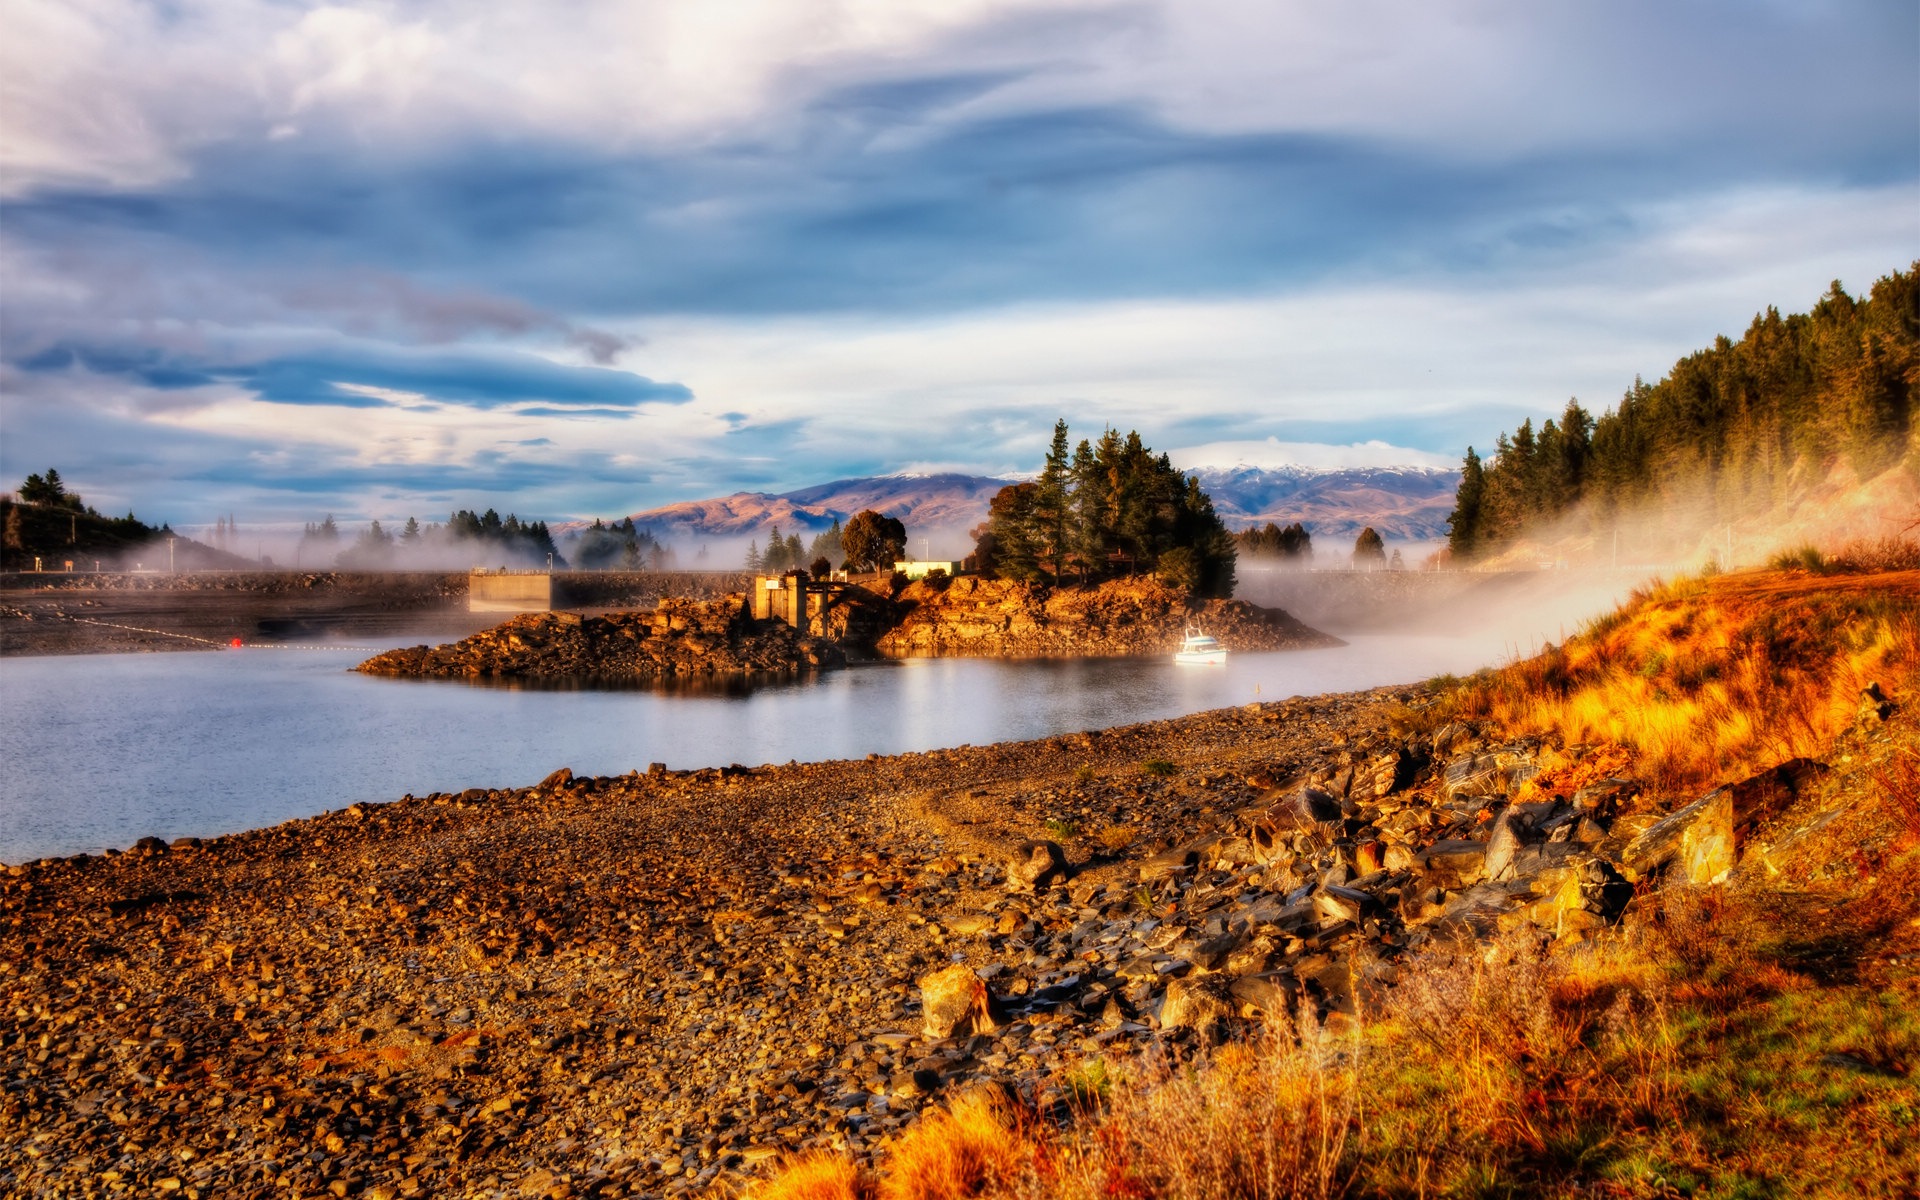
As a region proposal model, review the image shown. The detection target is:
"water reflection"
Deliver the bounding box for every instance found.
[2,634,1508,862]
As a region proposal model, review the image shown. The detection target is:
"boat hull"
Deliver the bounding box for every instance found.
[1173,649,1228,665]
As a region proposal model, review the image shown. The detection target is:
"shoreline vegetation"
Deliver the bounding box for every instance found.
[5,563,1917,1198]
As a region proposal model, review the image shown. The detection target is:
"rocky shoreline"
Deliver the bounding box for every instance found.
[874,574,1339,658]
[8,675,1897,1199]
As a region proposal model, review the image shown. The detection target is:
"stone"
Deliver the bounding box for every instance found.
[1006,841,1068,892]
[1625,788,1735,885]
[1483,809,1527,881]
[1353,841,1385,876]
[1312,886,1368,926]
[1268,786,1344,828]
[1417,839,1487,889]
[1138,848,1197,882]
[1229,973,1299,1021]
[132,836,168,855]
[539,767,575,791]
[1364,750,1411,798]
[1572,778,1637,811]
[1157,977,1233,1034]
[1184,932,1243,972]
[1443,748,1537,800]
[918,965,1006,1040]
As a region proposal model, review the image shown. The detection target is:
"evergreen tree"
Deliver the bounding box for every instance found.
[1448,447,1486,559]
[974,420,1236,595]
[1353,527,1387,567]
[1445,264,1919,561]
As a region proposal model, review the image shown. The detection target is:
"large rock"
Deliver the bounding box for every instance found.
[1443,748,1538,800]
[1417,839,1487,890]
[1158,977,1234,1035]
[1265,786,1344,830]
[1006,840,1068,891]
[1625,789,1735,885]
[1228,973,1299,1021]
[1483,808,1529,881]
[918,964,1007,1040]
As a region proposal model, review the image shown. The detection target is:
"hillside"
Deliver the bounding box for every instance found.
[1188,464,1460,541]
[0,498,250,573]
[1447,263,1920,566]
[569,466,1459,550]
[748,560,1920,1199]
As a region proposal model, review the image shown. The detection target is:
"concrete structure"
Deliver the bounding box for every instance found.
[469,570,552,613]
[892,560,957,581]
[750,573,813,627]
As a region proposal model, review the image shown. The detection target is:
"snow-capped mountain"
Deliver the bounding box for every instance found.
[1188,464,1461,541]
[568,465,1460,548]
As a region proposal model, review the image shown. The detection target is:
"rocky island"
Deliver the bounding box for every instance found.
[355,596,846,681]
[352,575,1339,682]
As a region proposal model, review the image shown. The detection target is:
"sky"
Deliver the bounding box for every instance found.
[2,0,1915,533]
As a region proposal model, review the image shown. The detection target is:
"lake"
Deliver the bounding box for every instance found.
[0,632,1529,863]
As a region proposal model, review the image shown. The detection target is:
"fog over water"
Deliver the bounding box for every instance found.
[0,615,1601,862]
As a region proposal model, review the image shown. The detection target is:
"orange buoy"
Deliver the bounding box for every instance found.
[230,637,244,648]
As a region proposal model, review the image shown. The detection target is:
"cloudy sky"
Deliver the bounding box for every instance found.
[2,0,1915,530]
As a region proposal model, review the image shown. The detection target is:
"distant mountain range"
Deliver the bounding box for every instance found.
[568,465,1461,549]
[1188,465,1462,541]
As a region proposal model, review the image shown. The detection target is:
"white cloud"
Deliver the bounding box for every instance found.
[1170,439,1457,471]
[10,1,1906,197]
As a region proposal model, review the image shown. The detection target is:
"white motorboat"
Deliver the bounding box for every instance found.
[1173,628,1227,665]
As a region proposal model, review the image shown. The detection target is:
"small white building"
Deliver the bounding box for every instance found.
[892,560,958,580]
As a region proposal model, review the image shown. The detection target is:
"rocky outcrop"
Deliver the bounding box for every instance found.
[873,575,1339,658]
[354,596,844,680]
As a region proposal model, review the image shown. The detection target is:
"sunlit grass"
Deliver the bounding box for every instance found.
[1439,567,1920,794]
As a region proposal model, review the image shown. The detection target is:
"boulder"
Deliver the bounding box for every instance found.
[1006,840,1068,892]
[1313,885,1370,926]
[1266,786,1344,829]
[1139,847,1197,882]
[1417,839,1487,890]
[1228,973,1299,1021]
[1158,977,1234,1035]
[1443,748,1538,800]
[1483,808,1527,881]
[1625,788,1734,885]
[1364,750,1413,798]
[918,964,1007,1040]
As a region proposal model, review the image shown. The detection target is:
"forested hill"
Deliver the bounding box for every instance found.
[1446,263,1920,563]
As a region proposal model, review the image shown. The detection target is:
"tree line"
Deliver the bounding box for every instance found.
[310,509,565,569]
[1447,263,1920,560]
[745,511,908,575]
[971,421,1237,597]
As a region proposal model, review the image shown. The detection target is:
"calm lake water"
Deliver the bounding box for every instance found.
[0,633,1525,863]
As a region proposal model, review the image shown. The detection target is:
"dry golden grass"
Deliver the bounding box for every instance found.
[749,1152,872,1200]
[878,1087,1025,1199]
[1444,568,1920,794]
[751,567,1920,1200]
[1094,823,1138,853]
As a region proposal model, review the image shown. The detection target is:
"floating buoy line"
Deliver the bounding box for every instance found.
[44,612,376,652]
